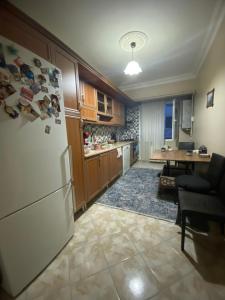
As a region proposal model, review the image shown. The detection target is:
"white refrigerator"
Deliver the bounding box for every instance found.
[0,35,74,297]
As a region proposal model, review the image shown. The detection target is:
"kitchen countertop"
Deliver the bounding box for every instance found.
[84,141,135,158]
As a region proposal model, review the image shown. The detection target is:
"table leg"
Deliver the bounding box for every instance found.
[167,160,170,176]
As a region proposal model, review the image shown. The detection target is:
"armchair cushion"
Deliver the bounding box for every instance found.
[179,190,225,218]
[176,175,211,193]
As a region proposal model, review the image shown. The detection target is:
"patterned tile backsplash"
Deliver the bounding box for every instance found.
[83,105,140,143]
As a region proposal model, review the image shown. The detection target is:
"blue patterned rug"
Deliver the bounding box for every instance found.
[97,168,178,222]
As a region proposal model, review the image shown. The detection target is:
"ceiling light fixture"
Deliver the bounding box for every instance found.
[124,42,142,75]
[119,31,147,76]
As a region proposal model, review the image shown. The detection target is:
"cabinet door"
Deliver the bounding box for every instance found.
[53,46,78,110]
[80,81,97,109]
[85,156,100,202]
[119,102,125,126]
[0,6,51,61]
[112,100,125,125]
[65,114,86,211]
[113,100,120,116]
[80,107,97,122]
[109,149,122,181]
[99,152,109,188]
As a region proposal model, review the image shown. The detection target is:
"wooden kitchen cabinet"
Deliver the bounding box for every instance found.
[0,7,51,62]
[99,152,110,188]
[80,81,97,109]
[112,100,125,126]
[109,149,123,181]
[85,155,101,202]
[65,112,86,211]
[80,80,97,121]
[85,149,122,202]
[53,46,78,110]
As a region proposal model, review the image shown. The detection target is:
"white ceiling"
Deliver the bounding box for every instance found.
[11,0,225,92]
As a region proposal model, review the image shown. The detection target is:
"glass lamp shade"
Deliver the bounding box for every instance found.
[124,60,142,75]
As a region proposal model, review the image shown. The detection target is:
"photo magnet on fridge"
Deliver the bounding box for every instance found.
[40,67,48,74]
[33,58,42,68]
[4,104,19,119]
[20,86,34,102]
[0,71,10,82]
[51,94,61,112]
[45,125,51,134]
[6,45,18,56]
[41,86,48,93]
[55,118,61,125]
[48,68,59,88]
[37,95,51,119]
[30,83,41,95]
[6,64,21,81]
[0,81,16,102]
[14,57,34,81]
[37,74,46,85]
[17,98,39,122]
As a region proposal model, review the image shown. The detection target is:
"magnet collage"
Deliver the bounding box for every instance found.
[0,41,62,134]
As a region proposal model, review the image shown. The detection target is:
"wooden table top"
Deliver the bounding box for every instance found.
[150,150,211,163]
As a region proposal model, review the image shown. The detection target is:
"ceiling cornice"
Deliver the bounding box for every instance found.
[120,73,196,91]
[194,0,225,76]
[132,90,196,102]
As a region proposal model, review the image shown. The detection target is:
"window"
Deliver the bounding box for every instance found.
[164,102,173,140]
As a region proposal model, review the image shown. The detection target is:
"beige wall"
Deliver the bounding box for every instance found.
[124,78,196,101]
[193,17,225,155]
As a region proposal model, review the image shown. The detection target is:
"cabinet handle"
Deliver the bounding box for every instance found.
[68,144,74,184]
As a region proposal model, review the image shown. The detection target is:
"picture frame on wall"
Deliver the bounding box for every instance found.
[206,88,215,108]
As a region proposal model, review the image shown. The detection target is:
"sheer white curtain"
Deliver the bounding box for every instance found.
[140,101,165,161]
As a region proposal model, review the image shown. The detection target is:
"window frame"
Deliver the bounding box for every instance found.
[164,99,175,141]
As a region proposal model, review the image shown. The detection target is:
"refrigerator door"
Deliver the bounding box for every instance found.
[0,35,71,219]
[0,183,74,297]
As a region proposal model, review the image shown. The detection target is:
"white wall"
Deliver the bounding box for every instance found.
[193,16,225,155]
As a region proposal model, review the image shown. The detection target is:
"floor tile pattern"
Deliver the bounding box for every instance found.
[1,204,225,300]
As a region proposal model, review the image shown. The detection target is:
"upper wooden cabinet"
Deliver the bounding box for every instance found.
[53,47,78,110]
[79,80,97,122]
[112,100,125,126]
[0,6,52,62]
[79,81,125,126]
[80,81,97,109]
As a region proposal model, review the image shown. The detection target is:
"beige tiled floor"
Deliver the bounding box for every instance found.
[1,204,225,300]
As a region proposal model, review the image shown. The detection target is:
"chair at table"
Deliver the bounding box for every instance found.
[176,142,195,173]
[179,171,225,251]
[176,153,225,194]
[178,142,195,151]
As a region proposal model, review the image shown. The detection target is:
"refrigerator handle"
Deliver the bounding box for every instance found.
[68,145,74,184]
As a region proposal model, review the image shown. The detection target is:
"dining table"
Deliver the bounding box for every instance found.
[150,149,211,175]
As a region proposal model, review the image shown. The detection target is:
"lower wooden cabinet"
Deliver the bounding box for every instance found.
[85,155,101,202]
[99,152,110,188]
[84,149,122,202]
[109,149,123,181]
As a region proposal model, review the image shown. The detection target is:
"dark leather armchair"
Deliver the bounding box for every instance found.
[176,153,225,193]
[179,171,225,251]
